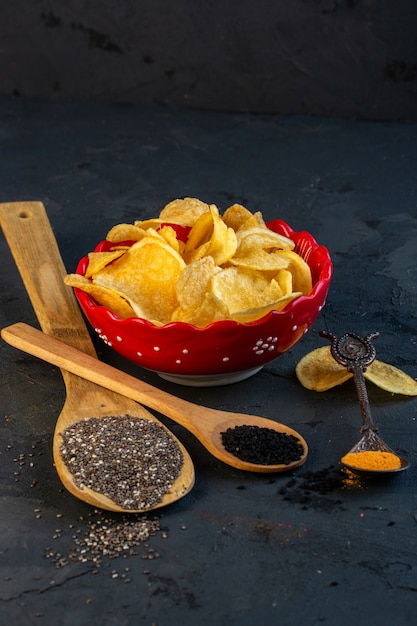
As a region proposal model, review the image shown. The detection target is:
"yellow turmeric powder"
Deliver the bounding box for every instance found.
[341,450,402,471]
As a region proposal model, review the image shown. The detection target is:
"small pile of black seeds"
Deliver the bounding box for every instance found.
[60,415,183,510]
[277,466,356,511]
[221,425,304,465]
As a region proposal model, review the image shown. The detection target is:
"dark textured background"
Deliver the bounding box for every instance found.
[1,2,417,624]
[1,96,417,626]
[1,0,417,120]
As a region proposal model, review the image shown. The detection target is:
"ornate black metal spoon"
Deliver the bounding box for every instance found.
[320,331,410,474]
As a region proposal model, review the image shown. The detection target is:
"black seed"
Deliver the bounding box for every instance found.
[221,425,304,465]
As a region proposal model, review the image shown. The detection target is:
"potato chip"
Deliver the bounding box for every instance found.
[296,346,353,391]
[133,218,166,230]
[156,224,184,255]
[275,268,293,296]
[230,248,290,272]
[236,226,295,252]
[364,360,417,396]
[84,250,126,279]
[211,267,282,314]
[176,256,219,311]
[296,345,417,395]
[183,205,237,265]
[274,249,312,295]
[64,274,139,319]
[222,204,254,231]
[106,223,146,243]
[261,277,287,302]
[108,245,131,251]
[236,211,267,233]
[228,224,296,273]
[230,293,302,323]
[93,236,186,324]
[172,257,228,327]
[182,211,212,263]
[172,292,230,327]
[140,226,185,252]
[159,197,211,226]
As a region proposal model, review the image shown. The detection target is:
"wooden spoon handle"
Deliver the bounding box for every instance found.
[1,322,217,443]
[0,201,96,357]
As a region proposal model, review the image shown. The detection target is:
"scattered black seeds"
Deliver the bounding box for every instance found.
[221,425,304,465]
[278,466,356,511]
[44,508,162,572]
[60,415,183,510]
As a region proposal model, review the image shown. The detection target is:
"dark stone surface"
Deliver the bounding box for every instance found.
[1,1,417,121]
[1,95,417,625]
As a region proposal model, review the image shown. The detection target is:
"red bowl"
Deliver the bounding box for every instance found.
[73,220,332,386]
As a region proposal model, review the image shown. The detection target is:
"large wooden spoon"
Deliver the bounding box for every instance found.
[0,201,195,513]
[2,322,309,473]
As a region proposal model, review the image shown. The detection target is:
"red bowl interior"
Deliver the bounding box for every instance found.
[73,220,332,376]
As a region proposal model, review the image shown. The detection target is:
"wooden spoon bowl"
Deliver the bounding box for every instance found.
[0,202,195,512]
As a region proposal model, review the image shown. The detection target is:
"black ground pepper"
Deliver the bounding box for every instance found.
[60,415,183,510]
[221,425,304,465]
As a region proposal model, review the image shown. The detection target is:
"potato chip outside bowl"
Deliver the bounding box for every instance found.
[73,220,332,386]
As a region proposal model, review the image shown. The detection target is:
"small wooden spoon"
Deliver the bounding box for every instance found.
[0,201,195,512]
[2,322,309,473]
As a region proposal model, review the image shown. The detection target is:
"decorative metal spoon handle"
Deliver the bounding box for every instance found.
[320,331,380,434]
[350,363,378,434]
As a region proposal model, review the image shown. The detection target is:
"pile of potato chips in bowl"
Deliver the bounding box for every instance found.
[65,198,332,386]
